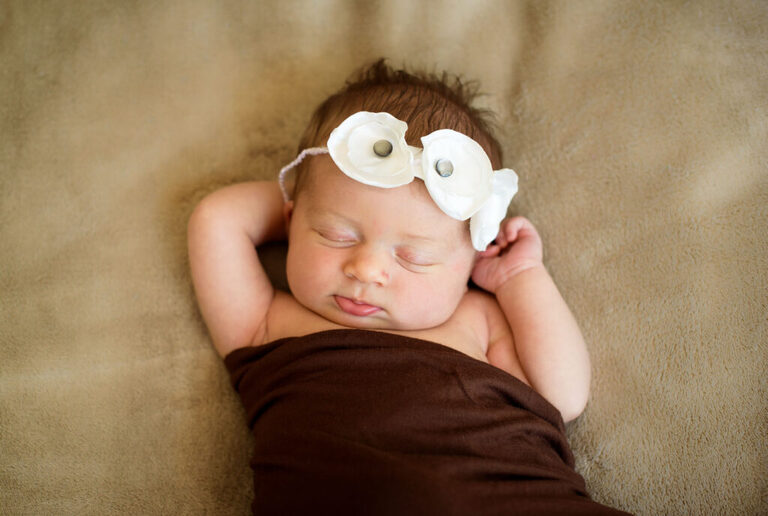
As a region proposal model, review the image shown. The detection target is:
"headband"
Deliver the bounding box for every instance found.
[278,111,518,251]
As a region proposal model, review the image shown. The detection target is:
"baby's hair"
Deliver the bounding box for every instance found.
[291,58,504,198]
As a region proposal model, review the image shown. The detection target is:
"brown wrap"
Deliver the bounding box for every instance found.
[225,329,630,515]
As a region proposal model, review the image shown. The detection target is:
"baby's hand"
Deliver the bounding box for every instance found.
[471,216,544,293]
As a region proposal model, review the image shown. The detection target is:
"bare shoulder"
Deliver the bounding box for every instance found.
[432,288,502,356]
[454,288,504,334]
[261,290,344,344]
[460,288,530,384]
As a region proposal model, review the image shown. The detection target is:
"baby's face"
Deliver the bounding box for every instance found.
[285,155,477,331]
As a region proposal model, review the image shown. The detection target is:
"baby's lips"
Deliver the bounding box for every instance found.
[334,295,382,317]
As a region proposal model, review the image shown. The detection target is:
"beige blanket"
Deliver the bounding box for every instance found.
[1,1,766,514]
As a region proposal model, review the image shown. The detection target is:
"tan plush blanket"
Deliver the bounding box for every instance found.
[1,1,765,514]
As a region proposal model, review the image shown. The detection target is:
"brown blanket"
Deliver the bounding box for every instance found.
[225,329,630,515]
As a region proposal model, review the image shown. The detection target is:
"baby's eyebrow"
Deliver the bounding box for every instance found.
[400,233,455,254]
[306,206,357,226]
[401,233,439,245]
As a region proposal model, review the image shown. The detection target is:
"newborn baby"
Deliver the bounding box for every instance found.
[187,59,630,515]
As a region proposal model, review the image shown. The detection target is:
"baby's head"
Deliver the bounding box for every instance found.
[281,59,510,331]
[289,59,503,199]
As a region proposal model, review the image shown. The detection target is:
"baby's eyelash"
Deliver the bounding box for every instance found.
[396,250,436,267]
[315,229,357,244]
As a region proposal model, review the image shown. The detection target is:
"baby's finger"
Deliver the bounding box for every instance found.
[495,223,510,247]
[511,216,540,242]
[502,217,523,242]
[480,244,501,258]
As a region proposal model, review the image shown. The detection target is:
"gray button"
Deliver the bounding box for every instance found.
[373,140,393,157]
[435,159,454,177]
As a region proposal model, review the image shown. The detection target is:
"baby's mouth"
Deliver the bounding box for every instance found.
[334,295,381,317]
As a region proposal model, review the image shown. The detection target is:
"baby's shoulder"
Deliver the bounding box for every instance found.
[262,290,344,343]
[455,287,510,336]
[445,287,494,332]
[455,287,502,319]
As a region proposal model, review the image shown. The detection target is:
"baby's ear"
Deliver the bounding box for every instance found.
[283,200,294,235]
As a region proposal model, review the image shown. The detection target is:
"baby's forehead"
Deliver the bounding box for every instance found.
[301,162,470,244]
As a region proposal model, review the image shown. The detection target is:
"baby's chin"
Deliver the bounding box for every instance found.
[333,310,452,333]
[322,309,401,330]
[311,303,442,332]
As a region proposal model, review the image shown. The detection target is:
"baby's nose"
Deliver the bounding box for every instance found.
[343,245,390,286]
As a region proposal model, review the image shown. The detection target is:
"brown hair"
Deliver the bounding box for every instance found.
[291,58,504,198]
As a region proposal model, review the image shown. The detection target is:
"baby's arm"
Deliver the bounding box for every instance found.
[472,217,591,422]
[187,181,285,357]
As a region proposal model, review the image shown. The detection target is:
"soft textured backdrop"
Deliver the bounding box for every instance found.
[1,1,766,514]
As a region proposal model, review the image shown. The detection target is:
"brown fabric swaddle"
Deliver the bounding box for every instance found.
[225,329,630,515]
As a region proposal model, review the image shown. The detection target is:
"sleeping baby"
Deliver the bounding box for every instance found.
[187,58,631,515]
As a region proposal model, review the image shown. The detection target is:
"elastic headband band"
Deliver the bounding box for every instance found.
[278,147,328,203]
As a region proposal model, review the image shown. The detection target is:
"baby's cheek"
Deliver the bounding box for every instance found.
[451,254,476,276]
[406,279,460,325]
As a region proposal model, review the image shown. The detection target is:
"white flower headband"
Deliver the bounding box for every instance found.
[278,111,519,251]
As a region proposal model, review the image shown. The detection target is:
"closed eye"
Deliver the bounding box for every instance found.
[395,249,438,270]
[315,229,357,246]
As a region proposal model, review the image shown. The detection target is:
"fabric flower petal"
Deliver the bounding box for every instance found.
[327,112,414,188]
[469,169,519,251]
[420,129,493,220]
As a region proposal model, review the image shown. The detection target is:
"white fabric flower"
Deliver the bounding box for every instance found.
[327,111,414,187]
[469,169,519,251]
[419,129,494,221]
